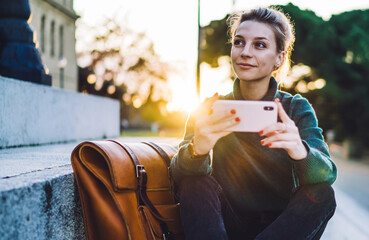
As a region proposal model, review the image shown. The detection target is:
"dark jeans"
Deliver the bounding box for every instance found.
[176,175,336,240]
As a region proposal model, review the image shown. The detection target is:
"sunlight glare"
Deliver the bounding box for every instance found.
[295,80,308,93]
[199,56,233,101]
[166,56,233,114]
[107,85,116,95]
[87,74,96,84]
[132,96,143,108]
[315,78,326,89]
[166,86,200,113]
[307,81,316,91]
[283,64,312,88]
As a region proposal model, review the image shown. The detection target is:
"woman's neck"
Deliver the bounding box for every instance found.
[239,77,270,100]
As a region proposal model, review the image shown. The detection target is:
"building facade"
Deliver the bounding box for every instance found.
[29,0,79,91]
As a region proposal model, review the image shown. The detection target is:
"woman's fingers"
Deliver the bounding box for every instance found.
[266,140,307,160]
[260,133,301,154]
[211,115,240,133]
[260,132,296,146]
[207,107,238,125]
[259,98,295,137]
[197,114,240,135]
[205,92,220,113]
[197,107,236,126]
[265,141,297,150]
[193,109,239,155]
[193,93,219,118]
[258,99,307,160]
[275,98,293,124]
[260,122,298,138]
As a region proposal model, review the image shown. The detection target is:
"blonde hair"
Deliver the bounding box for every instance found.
[227,7,295,83]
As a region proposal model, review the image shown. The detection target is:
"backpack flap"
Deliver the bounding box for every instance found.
[78,141,177,192]
[78,141,137,191]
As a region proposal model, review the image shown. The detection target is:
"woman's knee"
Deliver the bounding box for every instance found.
[176,175,222,200]
[300,182,336,205]
[293,182,336,213]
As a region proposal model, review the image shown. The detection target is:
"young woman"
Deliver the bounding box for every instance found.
[170,7,337,240]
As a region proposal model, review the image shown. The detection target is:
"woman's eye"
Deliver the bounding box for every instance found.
[233,39,244,46]
[255,42,266,48]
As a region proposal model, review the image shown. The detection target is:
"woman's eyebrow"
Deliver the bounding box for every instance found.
[254,37,270,42]
[234,35,270,42]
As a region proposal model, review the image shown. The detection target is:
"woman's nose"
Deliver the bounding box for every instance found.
[240,44,252,58]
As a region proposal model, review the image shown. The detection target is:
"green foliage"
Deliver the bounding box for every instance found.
[200,4,369,144]
[201,18,231,67]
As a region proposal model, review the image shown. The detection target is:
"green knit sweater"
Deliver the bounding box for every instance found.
[170,77,337,211]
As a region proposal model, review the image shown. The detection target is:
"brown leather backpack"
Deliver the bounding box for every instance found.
[71,140,184,240]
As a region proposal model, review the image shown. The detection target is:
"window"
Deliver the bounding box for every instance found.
[50,21,55,57]
[59,25,64,58]
[40,15,45,52]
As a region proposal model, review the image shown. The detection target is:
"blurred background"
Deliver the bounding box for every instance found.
[31,0,369,158]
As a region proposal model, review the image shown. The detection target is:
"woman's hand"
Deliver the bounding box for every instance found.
[192,93,241,156]
[259,98,308,160]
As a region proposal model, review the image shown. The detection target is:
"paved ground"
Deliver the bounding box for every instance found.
[321,145,369,240]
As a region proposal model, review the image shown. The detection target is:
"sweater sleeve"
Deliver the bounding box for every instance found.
[287,94,337,186]
[169,112,212,183]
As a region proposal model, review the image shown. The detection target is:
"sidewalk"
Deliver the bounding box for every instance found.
[321,145,369,240]
[322,187,369,240]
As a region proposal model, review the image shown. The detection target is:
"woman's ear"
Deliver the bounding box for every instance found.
[276,51,285,68]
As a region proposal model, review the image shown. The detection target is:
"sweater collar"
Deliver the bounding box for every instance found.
[232,77,278,101]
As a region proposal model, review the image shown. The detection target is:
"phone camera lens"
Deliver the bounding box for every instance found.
[264,106,274,111]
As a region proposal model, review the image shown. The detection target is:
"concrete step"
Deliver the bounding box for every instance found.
[0,142,84,240]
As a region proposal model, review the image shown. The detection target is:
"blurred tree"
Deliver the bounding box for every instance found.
[200,4,369,156]
[279,5,369,156]
[77,17,172,128]
[78,66,129,127]
[200,18,231,68]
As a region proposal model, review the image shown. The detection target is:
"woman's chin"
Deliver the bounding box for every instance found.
[238,76,262,82]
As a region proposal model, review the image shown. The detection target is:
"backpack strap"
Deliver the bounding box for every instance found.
[143,141,177,202]
[143,141,172,167]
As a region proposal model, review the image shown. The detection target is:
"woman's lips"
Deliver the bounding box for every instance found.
[237,62,256,69]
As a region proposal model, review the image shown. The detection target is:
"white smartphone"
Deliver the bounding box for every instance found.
[212,100,278,132]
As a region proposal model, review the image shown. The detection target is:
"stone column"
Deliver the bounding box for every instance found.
[0,0,51,85]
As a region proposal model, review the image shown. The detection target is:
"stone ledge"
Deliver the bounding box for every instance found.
[0,76,120,148]
[0,141,85,239]
[0,166,85,240]
[0,137,181,240]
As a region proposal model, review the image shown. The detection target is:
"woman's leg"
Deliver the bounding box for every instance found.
[175,175,228,240]
[255,182,336,240]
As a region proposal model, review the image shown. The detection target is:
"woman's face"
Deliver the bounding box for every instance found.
[231,20,284,83]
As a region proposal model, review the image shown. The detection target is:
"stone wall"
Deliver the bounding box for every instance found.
[0,76,119,148]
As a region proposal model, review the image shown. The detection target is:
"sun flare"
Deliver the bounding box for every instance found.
[166,57,234,114]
